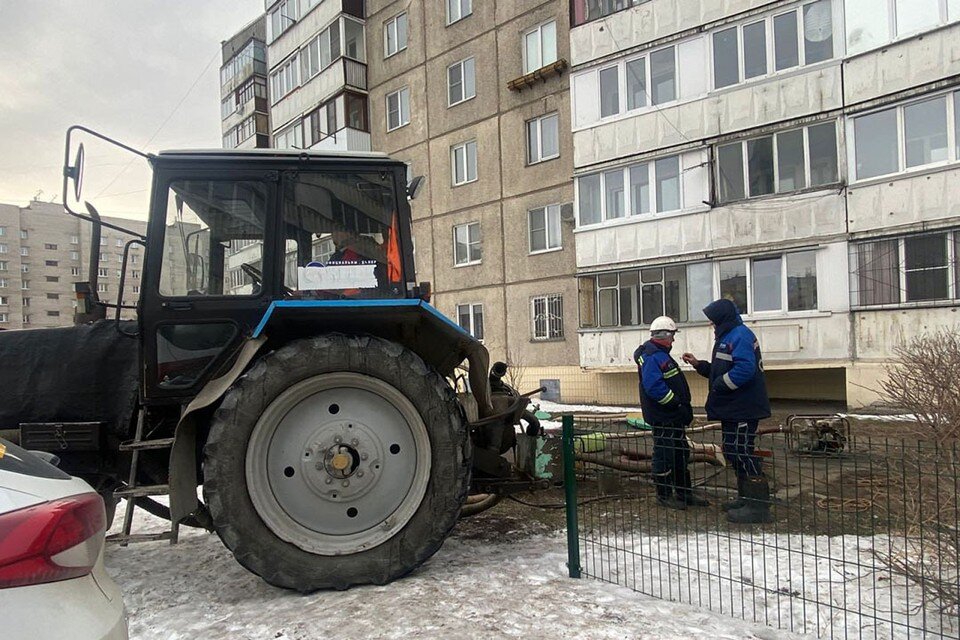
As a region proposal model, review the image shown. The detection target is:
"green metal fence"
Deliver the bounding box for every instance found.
[561,414,960,639]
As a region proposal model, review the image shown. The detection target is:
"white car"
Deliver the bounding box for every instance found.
[0,438,128,640]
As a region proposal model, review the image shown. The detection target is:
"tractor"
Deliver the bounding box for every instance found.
[0,127,549,591]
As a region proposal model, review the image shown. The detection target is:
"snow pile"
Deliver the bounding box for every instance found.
[581,531,957,640]
[104,510,805,639]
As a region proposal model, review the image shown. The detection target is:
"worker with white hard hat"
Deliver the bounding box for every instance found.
[633,315,709,510]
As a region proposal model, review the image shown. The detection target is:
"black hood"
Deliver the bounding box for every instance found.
[703,298,742,339]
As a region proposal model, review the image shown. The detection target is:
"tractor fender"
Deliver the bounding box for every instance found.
[169,335,267,524]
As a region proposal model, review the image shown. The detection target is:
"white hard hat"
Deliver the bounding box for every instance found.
[650,316,678,333]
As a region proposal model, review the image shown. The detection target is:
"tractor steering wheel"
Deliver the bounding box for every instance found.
[241,262,295,297]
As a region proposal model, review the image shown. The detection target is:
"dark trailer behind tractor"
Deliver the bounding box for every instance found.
[0,127,549,591]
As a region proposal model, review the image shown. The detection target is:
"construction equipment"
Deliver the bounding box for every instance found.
[0,126,551,592]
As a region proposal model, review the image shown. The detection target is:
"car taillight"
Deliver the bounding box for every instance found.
[0,493,106,588]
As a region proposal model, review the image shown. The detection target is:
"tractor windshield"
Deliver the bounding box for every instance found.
[281,170,404,299]
[156,170,406,300]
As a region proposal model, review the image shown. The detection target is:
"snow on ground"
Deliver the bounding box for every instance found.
[104,509,806,640]
[581,532,957,640]
[535,400,641,415]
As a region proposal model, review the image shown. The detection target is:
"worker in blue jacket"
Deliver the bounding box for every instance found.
[682,298,772,524]
[635,316,709,510]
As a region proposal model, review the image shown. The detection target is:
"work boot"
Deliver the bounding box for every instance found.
[727,476,773,524]
[653,471,686,509]
[677,468,710,507]
[723,476,746,511]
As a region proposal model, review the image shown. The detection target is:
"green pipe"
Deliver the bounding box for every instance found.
[562,414,581,579]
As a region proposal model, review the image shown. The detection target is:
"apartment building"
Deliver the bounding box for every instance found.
[0,200,145,330]
[265,0,371,152]
[568,0,960,406]
[365,0,577,390]
[220,17,271,150]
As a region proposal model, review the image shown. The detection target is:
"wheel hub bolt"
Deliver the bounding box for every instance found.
[360,453,368,460]
[325,478,332,484]
[341,480,350,487]
[334,436,342,444]
[351,439,359,446]
[357,471,364,478]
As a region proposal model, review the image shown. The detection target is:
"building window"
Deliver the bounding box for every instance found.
[0,313,7,323]
[453,222,481,266]
[270,55,299,104]
[717,121,838,202]
[0,244,6,254]
[529,205,562,253]
[301,21,342,82]
[70,267,81,276]
[44,243,58,250]
[532,294,564,340]
[599,66,619,118]
[20,247,29,257]
[599,44,677,119]
[852,91,959,181]
[21,314,29,324]
[21,297,29,307]
[97,283,108,293]
[274,120,304,150]
[268,0,298,43]
[448,58,476,107]
[577,153,684,225]
[131,255,139,265]
[451,140,478,186]
[386,87,410,131]
[0,278,5,287]
[845,0,960,56]
[70,234,79,244]
[0,261,6,271]
[46,310,60,317]
[526,113,559,164]
[46,293,59,300]
[712,1,832,90]
[580,253,816,327]
[45,260,58,267]
[447,0,472,25]
[70,251,79,260]
[21,265,29,273]
[385,12,408,58]
[853,231,960,306]
[45,276,58,283]
[21,280,29,290]
[523,21,557,74]
[20,230,27,240]
[572,0,649,27]
[115,238,123,247]
[133,285,140,294]
[0,296,7,305]
[98,267,108,278]
[456,303,483,340]
[132,270,141,278]
[0,227,4,236]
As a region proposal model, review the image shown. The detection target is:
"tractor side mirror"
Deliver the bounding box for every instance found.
[406,176,424,200]
[64,143,85,202]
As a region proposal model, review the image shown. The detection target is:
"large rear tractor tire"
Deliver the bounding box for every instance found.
[202,334,470,591]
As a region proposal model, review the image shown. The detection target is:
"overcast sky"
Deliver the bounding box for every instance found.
[0,0,263,219]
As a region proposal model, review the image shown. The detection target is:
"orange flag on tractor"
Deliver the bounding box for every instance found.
[387,210,402,284]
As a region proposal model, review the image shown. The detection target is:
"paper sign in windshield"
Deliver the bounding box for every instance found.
[297,262,378,290]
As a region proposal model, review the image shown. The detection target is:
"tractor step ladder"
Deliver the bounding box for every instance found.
[106,409,179,546]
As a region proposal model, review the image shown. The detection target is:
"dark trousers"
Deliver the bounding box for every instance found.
[652,424,691,496]
[721,420,762,477]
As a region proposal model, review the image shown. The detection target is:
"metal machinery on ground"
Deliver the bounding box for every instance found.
[0,127,552,591]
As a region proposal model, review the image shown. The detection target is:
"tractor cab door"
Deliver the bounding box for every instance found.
[140,170,279,401]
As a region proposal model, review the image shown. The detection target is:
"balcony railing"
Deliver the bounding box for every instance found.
[571,0,650,27]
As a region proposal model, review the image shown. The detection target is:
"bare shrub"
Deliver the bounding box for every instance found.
[876,328,960,615]
[505,347,527,392]
[881,327,960,444]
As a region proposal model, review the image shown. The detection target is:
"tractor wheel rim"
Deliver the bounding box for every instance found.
[245,372,431,556]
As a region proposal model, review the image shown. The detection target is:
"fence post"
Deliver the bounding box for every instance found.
[562,413,582,578]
